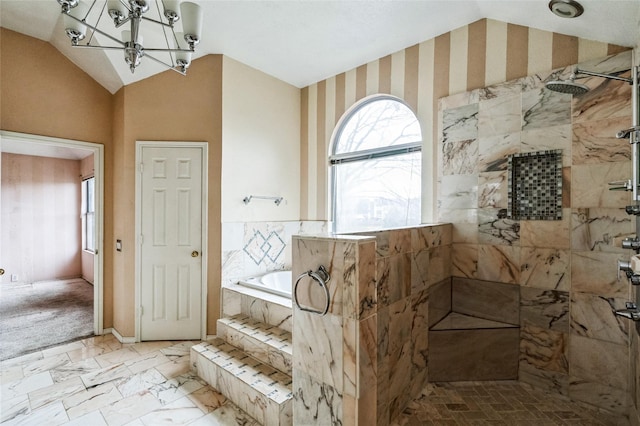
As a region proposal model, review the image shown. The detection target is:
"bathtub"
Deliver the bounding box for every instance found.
[238,270,292,298]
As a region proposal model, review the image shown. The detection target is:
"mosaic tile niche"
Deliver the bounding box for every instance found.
[507,149,563,220]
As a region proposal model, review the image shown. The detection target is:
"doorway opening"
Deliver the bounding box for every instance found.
[0,131,104,359]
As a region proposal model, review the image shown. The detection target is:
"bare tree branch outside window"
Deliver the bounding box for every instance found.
[331,97,422,233]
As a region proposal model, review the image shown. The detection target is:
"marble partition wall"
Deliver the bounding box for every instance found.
[438,50,636,419]
[221,221,327,286]
[291,224,452,426]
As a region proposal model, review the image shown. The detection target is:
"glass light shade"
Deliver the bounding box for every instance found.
[107,0,128,14]
[163,0,180,16]
[180,2,202,38]
[175,32,192,64]
[63,2,89,37]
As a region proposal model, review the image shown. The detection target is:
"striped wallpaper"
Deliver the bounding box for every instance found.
[300,18,629,221]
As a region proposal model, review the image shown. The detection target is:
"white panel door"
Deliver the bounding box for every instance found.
[140,146,202,340]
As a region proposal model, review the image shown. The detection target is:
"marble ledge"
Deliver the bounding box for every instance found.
[293,224,453,243]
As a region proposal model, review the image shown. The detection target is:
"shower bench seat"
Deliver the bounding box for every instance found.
[428,277,520,382]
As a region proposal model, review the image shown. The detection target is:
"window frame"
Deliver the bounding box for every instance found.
[329,95,422,233]
[82,176,96,253]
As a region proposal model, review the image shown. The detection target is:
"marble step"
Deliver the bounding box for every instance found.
[217,314,293,376]
[191,338,293,426]
[222,285,292,332]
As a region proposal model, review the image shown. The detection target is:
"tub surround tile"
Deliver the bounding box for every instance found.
[571,207,634,253]
[570,292,629,345]
[411,224,452,251]
[520,287,570,332]
[427,245,452,286]
[452,222,479,244]
[570,335,629,391]
[479,78,524,100]
[376,254,411,308]
[572,116,632,165]
[519,247,570,291]
[562,167,571,208]
[217,314,292,376]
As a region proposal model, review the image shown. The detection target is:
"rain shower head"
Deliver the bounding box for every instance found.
[545,73,590,95]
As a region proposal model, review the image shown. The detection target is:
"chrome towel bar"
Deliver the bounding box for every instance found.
[242,195,283,206]
[293,265,331,316]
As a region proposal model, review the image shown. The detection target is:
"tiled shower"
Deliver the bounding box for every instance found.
[439,50,636,417]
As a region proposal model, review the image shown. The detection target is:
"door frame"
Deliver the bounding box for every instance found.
[134,141,209,342]
[0,130,105,336]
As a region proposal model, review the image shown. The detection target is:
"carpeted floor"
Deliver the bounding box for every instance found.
[0,278,94,361]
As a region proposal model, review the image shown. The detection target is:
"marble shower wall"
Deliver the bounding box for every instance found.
[291,224,451,426]
[438,50,635,418]
[221,221,327,286]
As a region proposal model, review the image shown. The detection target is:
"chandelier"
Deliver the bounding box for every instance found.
[56,0,203,75]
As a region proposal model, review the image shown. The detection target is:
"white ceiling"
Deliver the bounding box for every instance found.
[1,0,639,94]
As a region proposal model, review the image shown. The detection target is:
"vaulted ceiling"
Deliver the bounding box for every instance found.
[1,0,639,94]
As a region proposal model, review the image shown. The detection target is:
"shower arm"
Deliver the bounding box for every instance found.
[574,68,633,84]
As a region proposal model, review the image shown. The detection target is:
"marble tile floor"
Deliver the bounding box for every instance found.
[0,334,260,426]
[392,381,627,426]
[1,334,628,426]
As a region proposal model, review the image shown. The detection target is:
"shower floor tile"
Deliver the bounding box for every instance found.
[392,381,627,426]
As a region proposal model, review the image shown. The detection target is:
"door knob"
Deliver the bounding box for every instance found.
[0,268,4,276]
[191,251,199,258]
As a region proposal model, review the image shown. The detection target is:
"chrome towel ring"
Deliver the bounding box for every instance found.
[293,265,331,316]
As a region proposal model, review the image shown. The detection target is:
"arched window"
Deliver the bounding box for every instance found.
[330,96,422,233]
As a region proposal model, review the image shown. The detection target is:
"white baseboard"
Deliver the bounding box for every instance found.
[105,327,136,344]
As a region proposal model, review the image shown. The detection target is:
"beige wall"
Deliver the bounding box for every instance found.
[0,28,115,327]
[221,57,301,222]
[113,55,223,337]
[1,153,82,283]
[300,18,629,222]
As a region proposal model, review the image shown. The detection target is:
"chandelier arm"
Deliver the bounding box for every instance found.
[72,45,126,51]
[140,16,173,28]
[144,52,187,75]
[143,48,193,52]
[64,12,126,46]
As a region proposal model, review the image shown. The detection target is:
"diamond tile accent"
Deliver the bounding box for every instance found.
[243,230,287,266]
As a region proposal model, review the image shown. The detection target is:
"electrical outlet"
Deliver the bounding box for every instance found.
[11,274,18,282]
